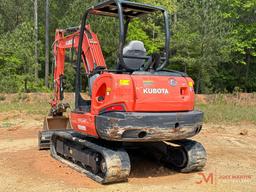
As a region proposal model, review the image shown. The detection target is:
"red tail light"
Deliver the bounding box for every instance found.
[100,104,126,114]
[180,87,188,95]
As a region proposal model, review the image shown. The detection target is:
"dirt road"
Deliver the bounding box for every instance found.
[0,112,256,192]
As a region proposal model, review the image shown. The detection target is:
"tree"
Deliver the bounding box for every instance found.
[45,0,49,87]
[0,0,255,93]
[34,0,39,80]
[0,22,38,92]
[171,0,232,93]
[224,0,256,91]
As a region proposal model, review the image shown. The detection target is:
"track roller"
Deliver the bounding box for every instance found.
[50,131,131,184]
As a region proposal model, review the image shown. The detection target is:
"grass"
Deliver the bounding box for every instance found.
[196,93,256,124]
[0,93,75,116]
[196,103,256,124]
[0,101,49,115]
[0,120,13,128]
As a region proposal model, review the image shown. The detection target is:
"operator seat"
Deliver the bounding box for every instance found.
[123,40,146,71]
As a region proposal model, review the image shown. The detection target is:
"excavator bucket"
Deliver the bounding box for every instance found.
[38,116,72,150]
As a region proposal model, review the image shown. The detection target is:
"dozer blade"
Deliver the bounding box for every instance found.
[38,116,72,150]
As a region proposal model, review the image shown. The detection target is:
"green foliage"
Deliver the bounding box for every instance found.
[63,62,76,92]
[0,22,47,92]
[0,0,255,93]
[171,0,232,93]
[223,0,256,92]
[127,15,165,54]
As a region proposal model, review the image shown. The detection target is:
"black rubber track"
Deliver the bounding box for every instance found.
[168,139,207,172]
[38,130,73,150]
[139,139,207,173]
[50,131,131,184]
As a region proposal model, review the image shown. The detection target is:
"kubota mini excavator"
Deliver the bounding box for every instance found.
[38,0,207,184]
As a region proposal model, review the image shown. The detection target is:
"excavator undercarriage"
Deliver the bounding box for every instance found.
[50,131,131,184]
[49,131,206,183]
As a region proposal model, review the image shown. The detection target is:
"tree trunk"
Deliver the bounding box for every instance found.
[184,63,187,73]
[45,0,50,87]
[173,13,177,29]
[196,71,201,94]
[24,78,28,93]
[245,52,251,92]
[34,0,39,80]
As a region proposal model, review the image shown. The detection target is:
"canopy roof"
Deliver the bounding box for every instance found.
[90,0,164,18]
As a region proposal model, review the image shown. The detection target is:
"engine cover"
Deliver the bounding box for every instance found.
[91,71,195,114]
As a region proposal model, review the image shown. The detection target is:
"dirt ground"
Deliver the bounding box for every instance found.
[0,112,256,192]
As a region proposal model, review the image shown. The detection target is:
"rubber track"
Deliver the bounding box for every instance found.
[169,139,207,172]
[38,130,73,150]
[50,131,131,184]
[139,139,206,173]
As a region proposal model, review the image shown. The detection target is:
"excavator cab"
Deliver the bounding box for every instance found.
[74,0,171,111]
[39,0,206,184]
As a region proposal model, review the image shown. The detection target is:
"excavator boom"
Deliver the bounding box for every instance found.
[51,25,106,109]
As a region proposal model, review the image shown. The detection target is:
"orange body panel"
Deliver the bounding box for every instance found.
[91,73,194,114]
[91,73,135,115]
[131,75,194,111]
[70,112,98,137]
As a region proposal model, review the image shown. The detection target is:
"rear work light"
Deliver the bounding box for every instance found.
[100,104,126,114]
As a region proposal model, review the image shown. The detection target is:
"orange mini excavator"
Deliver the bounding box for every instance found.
[38,0,206,184]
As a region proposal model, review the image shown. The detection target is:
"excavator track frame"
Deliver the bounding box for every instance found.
[50,131,131,184]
